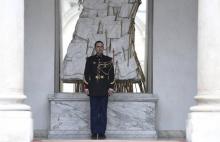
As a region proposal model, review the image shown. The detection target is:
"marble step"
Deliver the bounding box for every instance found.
[33,139,186,142]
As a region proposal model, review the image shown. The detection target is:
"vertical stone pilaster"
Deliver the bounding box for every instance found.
[0,0,33,141]
[186,0,220,142]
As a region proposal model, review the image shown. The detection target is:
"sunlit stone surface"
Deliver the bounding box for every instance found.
[186,0,220,142]
[0,0,33,141]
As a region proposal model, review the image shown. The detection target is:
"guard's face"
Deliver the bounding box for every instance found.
[95,42,104,55]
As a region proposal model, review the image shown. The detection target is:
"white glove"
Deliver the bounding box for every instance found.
[108,88,114,96]
[84,89,89,95]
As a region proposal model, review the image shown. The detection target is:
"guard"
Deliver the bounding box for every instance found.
[84,41,115,139]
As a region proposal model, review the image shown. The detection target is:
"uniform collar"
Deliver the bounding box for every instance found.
[95,54,103,58]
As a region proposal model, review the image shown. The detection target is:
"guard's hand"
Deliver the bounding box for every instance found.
[108,88,114,96]
[84,89,89,95]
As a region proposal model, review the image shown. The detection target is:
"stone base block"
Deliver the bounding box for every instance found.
[48,93,158,139]
[0,111,33,142]
[186,112,220,142]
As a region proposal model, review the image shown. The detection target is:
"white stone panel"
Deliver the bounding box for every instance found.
[108,0,129,7]
[104,21,121,38]
[111,34,130,54]
[122,19,131,36]
[62,41,87,80]
[80,8,97,18]
[48,93,157,138]
[116,57,138,79]
[83,0,107,10]
[0,111,33,142]
[187,112,220,142]
[119,3,133,18]
[75,18,98,39]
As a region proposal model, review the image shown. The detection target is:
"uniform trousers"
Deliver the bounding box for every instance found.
[89,95,108,134]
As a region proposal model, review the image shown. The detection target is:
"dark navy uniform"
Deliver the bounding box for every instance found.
[84,54,115,136]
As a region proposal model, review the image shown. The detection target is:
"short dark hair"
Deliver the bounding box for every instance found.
[95,41,104,47]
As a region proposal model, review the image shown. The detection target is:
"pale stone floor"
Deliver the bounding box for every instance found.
[33,139,186,142]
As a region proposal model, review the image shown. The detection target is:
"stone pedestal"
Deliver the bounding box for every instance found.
[48,93,158,139]
[186,0,220,142]
[0,111,32,142]
[0,0,33,141]
[187,112,220,142]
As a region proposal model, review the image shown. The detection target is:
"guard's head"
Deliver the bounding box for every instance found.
[95,41,104,55]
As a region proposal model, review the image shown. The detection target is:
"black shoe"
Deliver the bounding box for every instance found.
[98,134,106,139]
[91,133,97,139]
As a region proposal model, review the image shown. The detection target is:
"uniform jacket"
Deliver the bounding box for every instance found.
[84,54,115,96]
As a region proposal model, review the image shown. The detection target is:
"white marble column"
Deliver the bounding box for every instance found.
[0,0,33,142]
[186,0,220,142]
